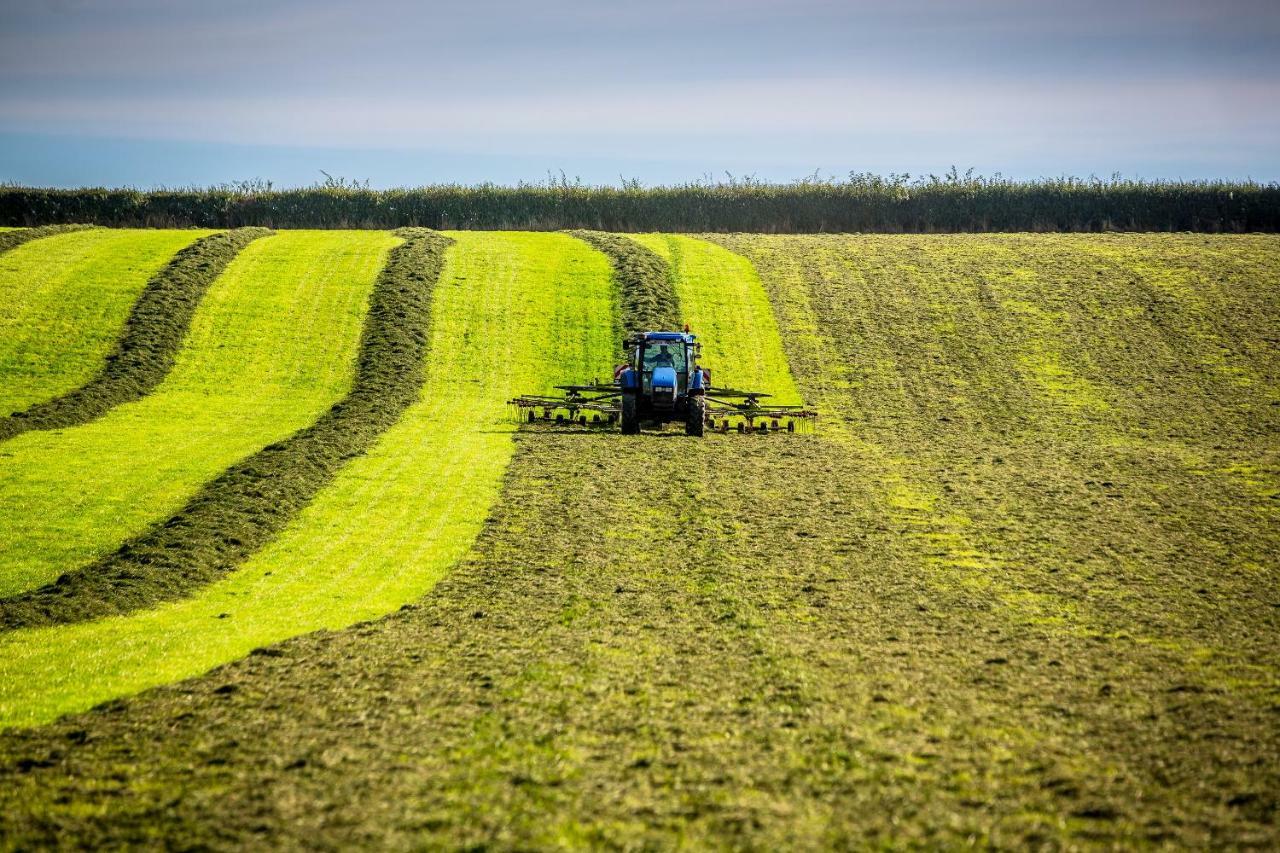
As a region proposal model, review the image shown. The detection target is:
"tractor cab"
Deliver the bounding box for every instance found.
[628,332,701,404]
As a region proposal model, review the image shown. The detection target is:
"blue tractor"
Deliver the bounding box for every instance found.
[616,331,709,435]
[509,330,815,436]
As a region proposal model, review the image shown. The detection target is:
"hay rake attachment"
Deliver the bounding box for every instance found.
[509,330,816,436]
[508,383,817,434]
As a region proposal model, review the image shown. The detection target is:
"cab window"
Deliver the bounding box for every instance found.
[643,343,686,371]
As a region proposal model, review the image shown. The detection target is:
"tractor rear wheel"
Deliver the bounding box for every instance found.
[685,395,706,437]
[621,393,640,434]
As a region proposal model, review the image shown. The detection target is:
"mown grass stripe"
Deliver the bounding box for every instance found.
[0,230,451,629]
[0,224,94,256]
[0,228,216,417]
[569,230,679,336]
[0,231,616,729]
[0,231,395,599]
[0,229,271,442]
[627,234,802,400]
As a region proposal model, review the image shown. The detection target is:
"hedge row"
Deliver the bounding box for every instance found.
[2,176,1277,232]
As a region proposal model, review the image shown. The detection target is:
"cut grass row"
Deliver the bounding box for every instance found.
[0,231,617,729]
[0,228,272,442]
[0,231,394,599]
[0,228,213,418]
[569,230,678,336]
[627,234,802,400]
[0,229,451,629]
[0,224,94,256]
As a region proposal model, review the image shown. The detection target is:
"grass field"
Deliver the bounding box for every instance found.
[0,232,1274,846]
[0,231,394,598]
[0,228,213,416]
[0,231,616,729]
[0,228,272,444]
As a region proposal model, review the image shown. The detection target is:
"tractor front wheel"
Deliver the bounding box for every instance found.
[621,393,640,435]
[685,395,706,437]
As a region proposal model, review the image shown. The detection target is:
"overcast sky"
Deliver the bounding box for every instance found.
[1,0,1277,187]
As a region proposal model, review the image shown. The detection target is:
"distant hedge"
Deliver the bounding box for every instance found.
[2,174,1277,232]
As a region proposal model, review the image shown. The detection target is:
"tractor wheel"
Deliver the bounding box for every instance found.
[685,396,706,437]
[621,393,640,434]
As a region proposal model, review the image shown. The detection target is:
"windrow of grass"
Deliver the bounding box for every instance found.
[0,231,396,599]
[568,230,678,336]
[0,228,214,418]
[627,234,802,401]
[0,224,94,255]
[0,231,617,729]
[0,230,452,629]
[0,228,272,442]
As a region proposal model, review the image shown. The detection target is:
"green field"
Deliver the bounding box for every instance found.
[0,231,615,728]
[0,228,213,416]
[0,231,1275,847]
[0,231,393,597]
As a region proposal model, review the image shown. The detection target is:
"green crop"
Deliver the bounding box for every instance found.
[0,231,396,597]
[0,231,616,729]
[0,228,213,416]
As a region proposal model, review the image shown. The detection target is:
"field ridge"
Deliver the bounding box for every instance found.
[0,228,271,442]
[0,229,452,629]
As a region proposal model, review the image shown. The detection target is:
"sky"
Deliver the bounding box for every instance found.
[1,0,1277,188]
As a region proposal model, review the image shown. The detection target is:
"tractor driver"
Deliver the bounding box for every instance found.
[650,345,676,368]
